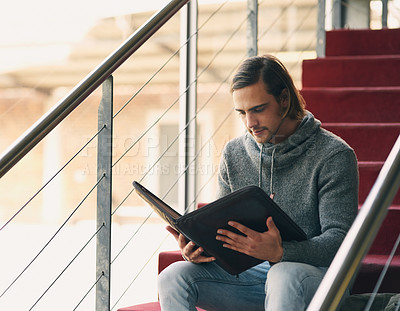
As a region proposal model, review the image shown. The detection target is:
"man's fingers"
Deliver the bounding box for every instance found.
[177,234,190,249]
[181,241,196,258]
[165,226,180,240]
[217,221,255,242]
[183,243,216,263]
[216,229,247,249]
[227,221,253,236]
[166,226,216,263]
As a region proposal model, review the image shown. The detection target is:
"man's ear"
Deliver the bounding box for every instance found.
[280,88,289,106]
[279,89,290,118]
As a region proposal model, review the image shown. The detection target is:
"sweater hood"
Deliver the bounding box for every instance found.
[245,111,320,160]
[263,111,319,154]
[245,111,321,194]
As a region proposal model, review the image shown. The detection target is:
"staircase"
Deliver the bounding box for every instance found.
[118,28,400,311]
[302,28,400,294]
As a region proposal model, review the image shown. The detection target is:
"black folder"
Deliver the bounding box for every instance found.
[132,181,307,275]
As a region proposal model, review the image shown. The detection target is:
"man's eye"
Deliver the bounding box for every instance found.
[254,107,265,113]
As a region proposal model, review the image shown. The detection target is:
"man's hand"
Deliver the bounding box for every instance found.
[166,226,216,263]
[215,217,283,263]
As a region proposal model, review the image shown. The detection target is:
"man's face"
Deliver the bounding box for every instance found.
[233,80,287,144]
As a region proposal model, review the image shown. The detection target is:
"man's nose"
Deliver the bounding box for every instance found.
[246,113,258,129]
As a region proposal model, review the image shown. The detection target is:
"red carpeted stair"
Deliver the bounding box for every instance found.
[118,28,400,310]
[302,28,400,295]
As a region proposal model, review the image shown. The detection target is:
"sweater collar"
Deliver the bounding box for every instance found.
[249,111,320,156]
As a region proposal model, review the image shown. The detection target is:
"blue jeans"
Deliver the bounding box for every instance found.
[158,260,330,311]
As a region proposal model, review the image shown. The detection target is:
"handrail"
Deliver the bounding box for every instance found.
[307,134,400,311]
[0,0,190,178]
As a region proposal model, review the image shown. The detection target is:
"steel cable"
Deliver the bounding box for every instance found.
[0,174,105,299]
[0,125,106,233]
[29,224,104,310]
[73,271,105,311]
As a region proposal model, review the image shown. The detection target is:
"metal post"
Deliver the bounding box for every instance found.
[247,0,258,57]
[332,0,343,28]
[96,76,113,310]
[342,0,371,29]
[317,0,326,57]
[179,0,198,213]
[382,0,388,28]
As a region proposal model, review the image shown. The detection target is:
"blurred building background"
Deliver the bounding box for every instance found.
[0,0,324,225]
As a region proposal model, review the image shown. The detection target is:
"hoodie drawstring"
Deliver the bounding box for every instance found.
[258,144,263,188]
[270,147,276,199]
[259,145,276,199]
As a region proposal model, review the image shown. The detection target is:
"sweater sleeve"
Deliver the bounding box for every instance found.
[281,149,359,267]
[217,150,232,199]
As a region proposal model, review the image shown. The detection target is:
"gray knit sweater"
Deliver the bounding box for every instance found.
[217,112,359,267]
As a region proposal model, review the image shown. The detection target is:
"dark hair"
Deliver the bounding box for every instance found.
[231,55,306,120]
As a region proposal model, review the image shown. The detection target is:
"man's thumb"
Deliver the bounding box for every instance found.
[266,216,278,233]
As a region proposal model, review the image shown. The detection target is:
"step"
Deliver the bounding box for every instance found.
[367,206,400,255]
[352,255,400,294]
[301,87,400,123]
[156,249,400,297]
[322,123,400,162]
[302,55,400,87]
[359,162,400,205]
[118,302,161,311]
[117,302,205,311]
[156,253,400,297]
[158,250,184,274]
[326,28,400,57]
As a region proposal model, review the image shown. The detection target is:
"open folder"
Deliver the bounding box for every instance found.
[132,181,307,275]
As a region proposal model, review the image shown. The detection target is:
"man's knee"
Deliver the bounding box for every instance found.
[158,261,188,289]
[265,262,327,298]
[267,262,326,283]
[265,262,328,310]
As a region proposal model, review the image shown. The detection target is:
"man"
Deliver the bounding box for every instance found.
[158,55,359,310]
